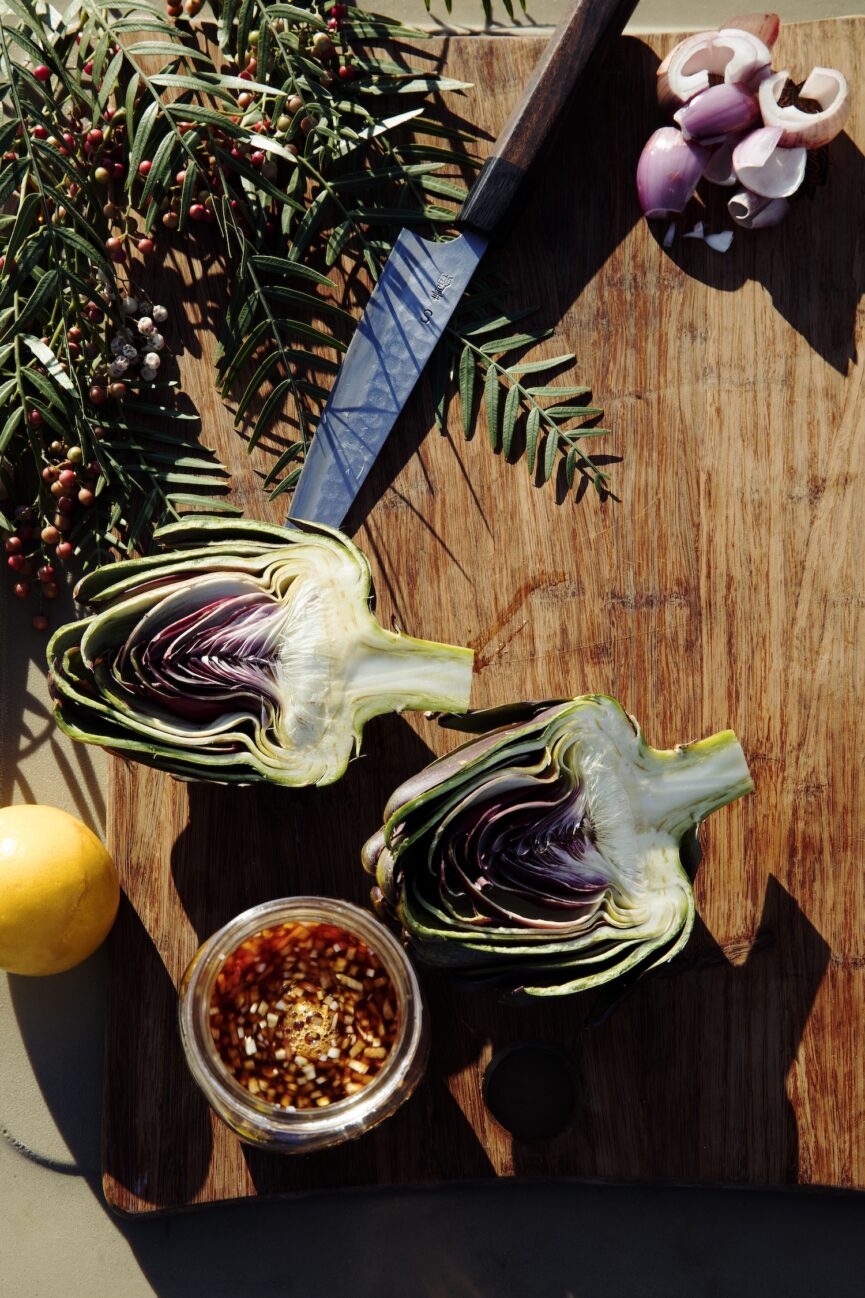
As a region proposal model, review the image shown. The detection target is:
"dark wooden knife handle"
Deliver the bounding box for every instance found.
[457,0,639,241]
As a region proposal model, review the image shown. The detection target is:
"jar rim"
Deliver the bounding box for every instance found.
[179,896,424,1140]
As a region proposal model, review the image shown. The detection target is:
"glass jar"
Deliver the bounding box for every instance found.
[178,896,428,1154]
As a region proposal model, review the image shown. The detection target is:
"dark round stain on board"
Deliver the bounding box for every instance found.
[482,1042,576,1141]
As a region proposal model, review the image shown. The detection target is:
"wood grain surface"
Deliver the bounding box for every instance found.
[103,19,865,1213]
[456,0,638,238]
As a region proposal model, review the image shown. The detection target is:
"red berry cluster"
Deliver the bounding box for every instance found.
[4,438,101,628]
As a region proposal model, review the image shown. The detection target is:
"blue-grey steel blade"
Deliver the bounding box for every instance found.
[286,228,488,529]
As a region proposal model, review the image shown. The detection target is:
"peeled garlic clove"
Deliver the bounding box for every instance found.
[660,28,772,111]
[636,127,711,217]
[675,83,760,141]
[722,13,781,47]
[732,127,806,197]
[703,135,743,185]
[759,67,851,149]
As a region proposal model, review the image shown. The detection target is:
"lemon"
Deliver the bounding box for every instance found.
[0,805,120,976]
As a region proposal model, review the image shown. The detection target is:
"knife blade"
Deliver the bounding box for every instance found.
[287,0,638,529]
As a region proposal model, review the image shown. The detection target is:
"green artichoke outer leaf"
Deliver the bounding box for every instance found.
[47,520,473,787]
[362,695,754,1000]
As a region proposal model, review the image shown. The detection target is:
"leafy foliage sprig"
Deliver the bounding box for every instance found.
[0,0,608,628]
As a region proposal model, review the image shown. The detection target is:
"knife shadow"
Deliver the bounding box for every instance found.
[340,34,653,532]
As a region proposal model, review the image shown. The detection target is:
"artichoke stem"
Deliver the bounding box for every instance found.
[349,628,474,729]
[635,729,754,834]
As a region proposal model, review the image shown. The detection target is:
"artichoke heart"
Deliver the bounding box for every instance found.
[47,518,473,786]
[362,696,754,998]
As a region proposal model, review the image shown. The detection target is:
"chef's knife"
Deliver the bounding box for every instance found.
[287,0,637,528]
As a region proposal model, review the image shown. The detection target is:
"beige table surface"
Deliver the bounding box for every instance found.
[2,4,864,1295]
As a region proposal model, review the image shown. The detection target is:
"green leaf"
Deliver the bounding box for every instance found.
[263,436,305,488]
[21,335,76,394]
[53,223,112,274]
[326,221,351,267]
[502,384,521,457]
[288,189,329,261]
[125,71,141,133]
[543,427,559,482]
[217,317,271,394]
[544,405,603,419]
[565,447,578,489]
[268,464,304,501]
[233,350,285,427]
[250,257,334,289]
[0,406,23,456]
[236,0,258,61]
[127,100,161,192]
[278,320,347,353]
[485,365,500,451]
[459,344,475,438]
[527,385,591,398]
[12,270,60,335]
[482,332,544,355]
[357,76,473,95]
[526,407,541,474]
[508,353,575,376]
[164,103,242,133]
[419,175,468,201]
[5,191,41,264]
[99,50,124,111]
[248,379,297,454]
[127,42,215,61]
[167,495,244,514]
[140,129,179,207]
[263,284,352,324]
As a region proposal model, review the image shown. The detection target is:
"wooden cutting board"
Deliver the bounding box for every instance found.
[103,19,865,1214]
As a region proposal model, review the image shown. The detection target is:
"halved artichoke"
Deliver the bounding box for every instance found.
[362,696,753,999]
[47,518,473,786]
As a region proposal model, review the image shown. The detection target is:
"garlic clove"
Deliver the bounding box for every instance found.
[636,127,711,218]
[660,28,772,112]
[728,189,790,227]
[759,67,851,149]
[722,13,781,47]
[705,230,735,251]
[674,83,760,141]
[658,31,718,113]
[703,135,744,185]
[732,128,805,197]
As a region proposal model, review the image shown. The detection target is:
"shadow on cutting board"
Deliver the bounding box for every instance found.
[0,587,106,836]
[339,35,654,534]
[505,875,831,1184]
[645,133,865,378]
[4,788,846,1298]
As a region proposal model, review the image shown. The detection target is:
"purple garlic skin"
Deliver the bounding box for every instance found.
[636,127,711,218]
[675,83,761,141]
[722,12,781,48]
